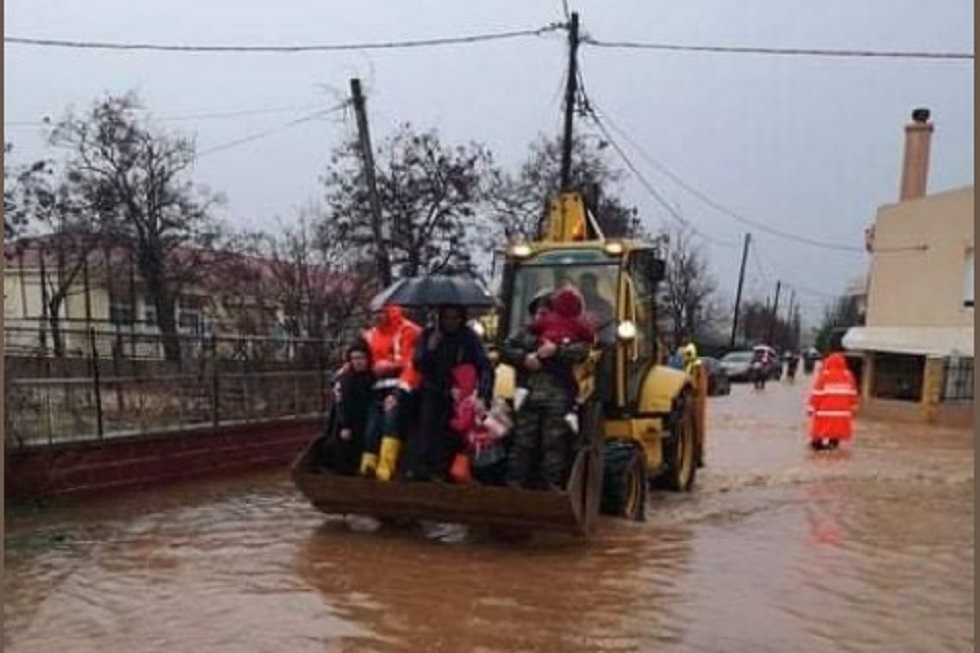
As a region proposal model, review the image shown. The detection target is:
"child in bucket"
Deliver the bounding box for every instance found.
[521,286,595,433]
[448,364,510,484]
[320,339,375,475]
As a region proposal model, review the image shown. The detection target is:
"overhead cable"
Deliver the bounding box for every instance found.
[197,101,349,157]
[582,36,974,61]
[576,73,739,249]
[5,102,330,127]
[585,99,866,253]
[6,24,970,61]
[4,25,564,53]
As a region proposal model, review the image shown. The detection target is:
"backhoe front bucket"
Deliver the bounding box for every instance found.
[291,437,600,536]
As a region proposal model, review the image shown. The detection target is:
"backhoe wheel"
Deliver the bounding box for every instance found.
[600,442,647,521]
[656,389,697,492]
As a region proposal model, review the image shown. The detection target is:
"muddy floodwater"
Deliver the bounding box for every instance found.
[5,379,974,652]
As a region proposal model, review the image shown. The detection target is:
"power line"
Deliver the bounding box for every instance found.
[750,245,851,300]
[197,102,349,157]
[4,24,565,53]
[5,102,329,127]
[591,120,739,249]
[575,72,738,249]
[6,26,970,61]
[584,98,866,253]
[582,36,974,61]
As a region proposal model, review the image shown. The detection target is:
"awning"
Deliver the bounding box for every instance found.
[842,326,974,358]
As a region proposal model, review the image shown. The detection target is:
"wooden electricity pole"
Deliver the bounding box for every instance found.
[350,78,392,287]
[767,280,782,344]
[559,12,580,190]
[730,232,751,348]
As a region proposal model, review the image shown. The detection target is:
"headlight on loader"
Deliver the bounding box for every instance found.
[616,320,637,341]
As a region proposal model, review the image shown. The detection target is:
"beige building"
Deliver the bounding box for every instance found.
[3,242,335,360]
[844,109,974,428]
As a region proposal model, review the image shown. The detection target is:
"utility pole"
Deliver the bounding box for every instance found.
[767,280,782,344]
[785,289,796,327]
[730,233,751,348]
[350,78,392,287]
[559,12,580,190]
[785,289,797,351]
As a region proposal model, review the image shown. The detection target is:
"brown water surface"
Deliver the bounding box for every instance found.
[5,379,974,652]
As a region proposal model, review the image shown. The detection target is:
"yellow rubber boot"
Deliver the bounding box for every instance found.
[359,452,378,477]
[375,436,402,482]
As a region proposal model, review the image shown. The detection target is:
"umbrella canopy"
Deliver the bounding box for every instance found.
[369,279,407,311]
[370,275,493,309]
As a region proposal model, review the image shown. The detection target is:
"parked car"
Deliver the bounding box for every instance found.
[719,350,754,382]
[720,348,782,382]
[700,356,732,396]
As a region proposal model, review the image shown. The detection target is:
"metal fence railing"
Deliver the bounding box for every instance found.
[4,321,349,368]
[942,357,974,402]
[5,370,328,448]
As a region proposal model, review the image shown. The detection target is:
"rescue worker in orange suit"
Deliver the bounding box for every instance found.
[806,352,858,451]
[360,305,422,480]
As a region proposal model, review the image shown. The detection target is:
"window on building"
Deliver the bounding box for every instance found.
[109,294,135,325]
[964,248,974,308]
[872,352,924,402]
[143,296,158,326]
[177,296,202,331]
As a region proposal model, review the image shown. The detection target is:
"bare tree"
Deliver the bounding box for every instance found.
[266,207,376,360]
[322,123,494,280]
[660,225,720,347]
[50,92,224,361]
[734,298,800,350]
[5,157,100,355]
[4,143,30,241]
[488,134,641,244]
[814,294,864,352]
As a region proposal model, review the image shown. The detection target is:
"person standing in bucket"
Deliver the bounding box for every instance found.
[501,290,592,491]
[360,305,422,480]
[409,304,493,482]
[806,352,858,450]
[323,339,375,475]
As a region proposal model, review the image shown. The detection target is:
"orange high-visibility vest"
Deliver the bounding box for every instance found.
[363,307,422,392]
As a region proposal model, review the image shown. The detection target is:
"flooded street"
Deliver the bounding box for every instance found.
[5,378,973,653]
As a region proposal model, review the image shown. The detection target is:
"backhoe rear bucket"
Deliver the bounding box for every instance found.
[291,437,600,536]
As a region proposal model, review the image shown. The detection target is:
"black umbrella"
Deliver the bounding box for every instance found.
[371,275,493,309]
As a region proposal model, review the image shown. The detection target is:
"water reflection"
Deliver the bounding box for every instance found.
[294,518,695,652]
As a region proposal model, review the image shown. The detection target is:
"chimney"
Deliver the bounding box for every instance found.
[899,107,933,201]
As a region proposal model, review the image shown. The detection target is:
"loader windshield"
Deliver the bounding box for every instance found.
[505,249,619,339]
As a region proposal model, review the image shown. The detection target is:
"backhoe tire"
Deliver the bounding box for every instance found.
[600,442,647,521]
[654,389,697,492]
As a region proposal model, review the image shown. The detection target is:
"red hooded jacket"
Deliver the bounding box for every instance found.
[449,364,480,437]
[807,353,858,440]
[529,287,595,345]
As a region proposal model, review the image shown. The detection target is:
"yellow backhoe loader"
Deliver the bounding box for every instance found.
[292,191,708,536]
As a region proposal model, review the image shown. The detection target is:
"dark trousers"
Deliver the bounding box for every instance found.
[316,406,365,476]
[364,389,400,454]
[409,390,456,479]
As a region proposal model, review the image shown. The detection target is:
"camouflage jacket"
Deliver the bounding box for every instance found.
[499,330,591,406]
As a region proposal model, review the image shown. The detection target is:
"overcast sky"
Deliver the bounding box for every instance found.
[4,0,974,326]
